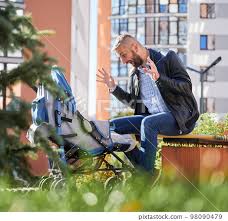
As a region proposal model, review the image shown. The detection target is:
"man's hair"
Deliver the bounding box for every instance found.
[111,33,139,51]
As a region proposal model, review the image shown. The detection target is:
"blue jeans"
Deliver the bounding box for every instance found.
[110,112,194,174]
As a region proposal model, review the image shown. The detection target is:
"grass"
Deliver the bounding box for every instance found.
[1,172,228,212]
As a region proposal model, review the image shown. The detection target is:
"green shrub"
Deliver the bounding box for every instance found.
[192,113,228,136]
[1,175,228,212]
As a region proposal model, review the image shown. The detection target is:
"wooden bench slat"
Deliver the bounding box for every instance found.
[158,134,228,145]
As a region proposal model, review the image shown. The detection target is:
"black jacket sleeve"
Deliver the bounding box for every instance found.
[155,51,192,96]
[112,85,135,108]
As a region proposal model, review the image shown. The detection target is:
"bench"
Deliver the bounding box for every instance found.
[158,134,228,183]
[159,134,228,146]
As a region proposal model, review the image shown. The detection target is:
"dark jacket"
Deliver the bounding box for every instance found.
[112,49,199,134]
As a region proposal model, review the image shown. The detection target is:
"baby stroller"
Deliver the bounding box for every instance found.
[27,67,136,190]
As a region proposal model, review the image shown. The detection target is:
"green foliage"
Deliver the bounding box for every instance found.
[224,114,228,132]
[192,113,228,136]
[0,2,61,184]
[0,174,228,212]
[111,109,134,119]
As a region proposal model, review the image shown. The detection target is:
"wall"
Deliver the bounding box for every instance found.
[96,0,111,120]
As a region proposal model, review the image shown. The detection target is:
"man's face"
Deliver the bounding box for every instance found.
[115,45,143,68]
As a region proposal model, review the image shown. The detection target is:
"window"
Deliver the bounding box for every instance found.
[207,35,215,49]
[145,17,155,45]
[200,35,207,50]
[110,80,129,113]
[203,97,215,113]
[118,80,128,91]
[200,3,215,19]
[137,18,145,44]
[110,96,119,115]
[119,19,128,33]
[200,35,215,50]
[127,63,132,72]
[111,52,128,77]
[144,17,187,46]
[119,63,128,77]
[128,18,136,35]
[7,49,22,58]
[145,0,155,13]
[111,51,119,77]
[110,16,148,55]
[9,0,24,2]
[177,51,187,65]
[178,19,187,45]
[137,0,145,14]
[128,0,137,14]
[110,81,129,115]
[120,0,126,15]
[111,0,187,15]
[0,63,19,102]
[0,63,4,71]
[16,9,23,16]
[111,62,119,77]
[169,17,178,45]
[0,50,4,57]
[159,0,187,13]
[169,0,178,13]
[159,0,169,13]
[159,17,168,44]
[7,63,19,71]
[111,37,117,50]
[179,0,187,13]
[112,0,119,15]
[111,19,119,36]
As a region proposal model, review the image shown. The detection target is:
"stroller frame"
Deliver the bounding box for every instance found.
[63,110,135,175]
[36,110,135,190]
[39,131,135,191]
[64,139,134,176]
[28,68,135,190]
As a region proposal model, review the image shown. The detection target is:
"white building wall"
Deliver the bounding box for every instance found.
[71,0,97,118]
[187,0,228,113]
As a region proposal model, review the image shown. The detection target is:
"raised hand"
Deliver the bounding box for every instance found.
[97,68,116,89]
[142,57,160,81]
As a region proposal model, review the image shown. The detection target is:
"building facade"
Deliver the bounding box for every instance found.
[107,0,188,117]
[97,0,228,117]
[187,0,228,113]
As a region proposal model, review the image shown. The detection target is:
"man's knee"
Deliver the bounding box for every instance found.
[109,120,122,134]
[142,116,159,130]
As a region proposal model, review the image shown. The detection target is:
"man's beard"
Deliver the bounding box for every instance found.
[129,51,144,68]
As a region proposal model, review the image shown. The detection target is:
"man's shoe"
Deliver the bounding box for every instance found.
[111,132,137,152]
[112,143,138,152]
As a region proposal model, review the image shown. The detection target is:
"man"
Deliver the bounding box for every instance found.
[97,33,199,175]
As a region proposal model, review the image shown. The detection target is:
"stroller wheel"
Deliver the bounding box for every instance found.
[104,175,123,192]
[50,178,66,191]
[38,176,50,189]
[39,176,54,191]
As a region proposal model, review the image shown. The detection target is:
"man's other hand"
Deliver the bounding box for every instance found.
[142,57,160,81]
[97,68,116,90]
